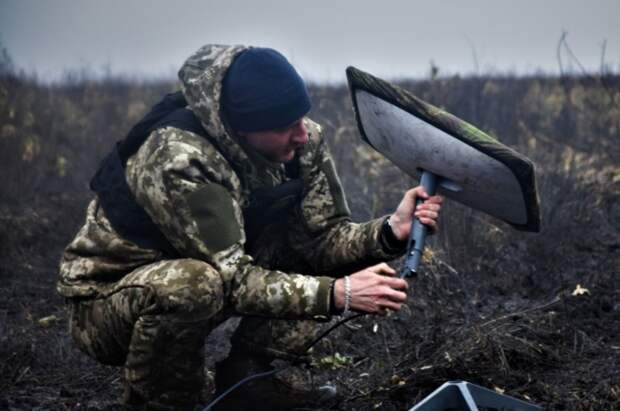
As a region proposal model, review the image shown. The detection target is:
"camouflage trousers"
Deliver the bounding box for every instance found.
[68,233,323,410]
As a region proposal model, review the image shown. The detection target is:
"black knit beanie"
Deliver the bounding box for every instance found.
[222,47,311,133]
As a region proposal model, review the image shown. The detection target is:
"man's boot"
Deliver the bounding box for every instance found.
[211,349,339,411]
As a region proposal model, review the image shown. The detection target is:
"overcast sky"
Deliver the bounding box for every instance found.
[1,0,618,83]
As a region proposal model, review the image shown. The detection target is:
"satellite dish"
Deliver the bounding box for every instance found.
[346,67,541,275]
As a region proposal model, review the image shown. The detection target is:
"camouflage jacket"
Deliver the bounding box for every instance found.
[58,44,403,320]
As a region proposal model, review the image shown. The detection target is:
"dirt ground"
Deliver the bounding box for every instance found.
[1,177,618,410]
[1,73,619,410]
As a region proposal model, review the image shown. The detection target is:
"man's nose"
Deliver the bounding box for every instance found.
[291,121,309,145]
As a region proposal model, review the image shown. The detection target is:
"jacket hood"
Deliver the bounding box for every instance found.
[178,44,319,197]
[178,44,251,171]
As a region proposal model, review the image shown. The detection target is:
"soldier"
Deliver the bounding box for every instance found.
[58,44,443,410]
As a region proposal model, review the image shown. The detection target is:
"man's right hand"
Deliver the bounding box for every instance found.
[333,263,408,315]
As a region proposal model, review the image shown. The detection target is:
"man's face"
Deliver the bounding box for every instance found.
[239,118,309,163]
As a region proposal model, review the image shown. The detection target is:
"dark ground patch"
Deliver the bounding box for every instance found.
[1,198,618,411]
[1,72,619,410]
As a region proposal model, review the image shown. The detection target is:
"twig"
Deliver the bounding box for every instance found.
[557,31,567,77]
[479,296,561,329]
[600,39,608,75]
[560,33,589,76]
[353,356,369,368]
[464,35,480,75]
[557,31,620,111]
[14,366,30,384]
[380,324,395,376]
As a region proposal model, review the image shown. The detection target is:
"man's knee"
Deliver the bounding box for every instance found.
[121,258,226,319]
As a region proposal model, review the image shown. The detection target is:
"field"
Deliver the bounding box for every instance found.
[1,57,619,410]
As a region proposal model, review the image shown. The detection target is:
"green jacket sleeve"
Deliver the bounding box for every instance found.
[288,123,406,274]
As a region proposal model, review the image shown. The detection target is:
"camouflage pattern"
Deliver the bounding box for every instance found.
[69,259,224,410]
[59,44,405,408]
[59,44,401,317]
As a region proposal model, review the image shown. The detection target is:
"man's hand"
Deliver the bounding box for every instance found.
[389,186,443,241]
[333,263,408,315]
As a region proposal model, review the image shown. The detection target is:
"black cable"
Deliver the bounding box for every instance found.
[203,312,366,411]
[203,369,280,411]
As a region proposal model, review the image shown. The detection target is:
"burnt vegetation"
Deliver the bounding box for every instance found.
[1,46,619,410]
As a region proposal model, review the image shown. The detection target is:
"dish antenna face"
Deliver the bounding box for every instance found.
[356,90,528,224]
[346,67,541,275]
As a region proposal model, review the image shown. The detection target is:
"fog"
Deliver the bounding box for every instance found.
[1,0,618,82]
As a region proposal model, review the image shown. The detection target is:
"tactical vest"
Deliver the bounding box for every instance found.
[90,91,302,257]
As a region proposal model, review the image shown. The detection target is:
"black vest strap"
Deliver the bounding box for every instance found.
[243,179,303,248]
[119,91,204,163]
[90,92,205,256]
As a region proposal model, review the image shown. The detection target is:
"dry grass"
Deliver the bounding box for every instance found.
[1,66,618,409]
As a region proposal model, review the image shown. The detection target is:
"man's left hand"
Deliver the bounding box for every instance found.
[389,186,444,241]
